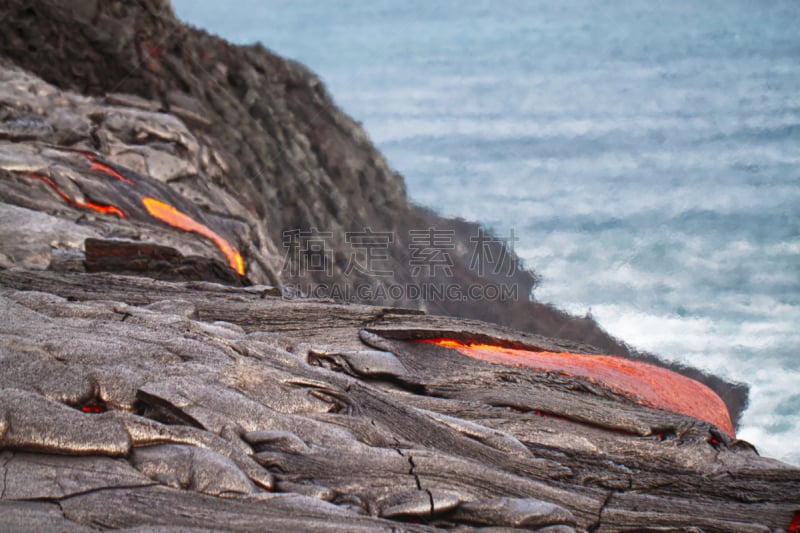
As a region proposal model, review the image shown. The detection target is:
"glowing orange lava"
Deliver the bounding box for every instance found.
[29,173,126,218]
[54,148,137,185]
[421,338,735,437]
[89,160,136,185]
[142,197,244,276]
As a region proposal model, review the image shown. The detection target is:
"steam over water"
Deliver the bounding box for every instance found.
[174,0,800,464]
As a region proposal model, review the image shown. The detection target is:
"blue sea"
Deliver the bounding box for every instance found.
[172,0,800,465]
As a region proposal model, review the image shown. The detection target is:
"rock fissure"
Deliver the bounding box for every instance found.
[406,454,422,492]
[27,482,162,504]
[0,453,12,500]
[588,490,615,533]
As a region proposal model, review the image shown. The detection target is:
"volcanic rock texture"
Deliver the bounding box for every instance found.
[0,1,797,531]
[0,0,669,347]
[0,0,749,423]
[1,269,799,532]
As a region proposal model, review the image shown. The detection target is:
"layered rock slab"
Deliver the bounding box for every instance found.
[0,269,797,531]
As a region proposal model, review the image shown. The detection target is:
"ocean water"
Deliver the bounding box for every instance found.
[172,0,800,465]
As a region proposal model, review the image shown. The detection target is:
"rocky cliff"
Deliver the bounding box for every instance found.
[0,0,749,425]
[1,2,793,531]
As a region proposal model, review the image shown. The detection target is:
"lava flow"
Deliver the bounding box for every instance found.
[142,197,245,276]
[54,147,136,185]
[26,149,246,276]
[420,338,736,437]
[89,159,135,185]
[789,510,800,532]
[28,173,126,218]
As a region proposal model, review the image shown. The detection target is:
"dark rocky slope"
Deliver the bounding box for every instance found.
[0,0,748,423]
[1,3,792,530]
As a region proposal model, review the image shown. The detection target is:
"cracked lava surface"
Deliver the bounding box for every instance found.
[421,338,736,437]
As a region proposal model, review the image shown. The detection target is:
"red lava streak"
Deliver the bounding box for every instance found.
[28,173,126,218]
[421,338,736,437]
[89,160,136,185]
[53,148,136,185]
[142,197,245,276]
[26,154,245,276]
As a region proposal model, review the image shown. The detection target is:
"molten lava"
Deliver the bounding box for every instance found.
[26,152,246,276]
[421,338,736,437]
[55,147,137,185]
[89,160,135,185]
[29,173,126,218]
[789,511,800,532]
[142,197,244,276]
[80,404,106,414]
